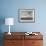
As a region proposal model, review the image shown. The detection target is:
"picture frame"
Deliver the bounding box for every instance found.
[18,9,35,23]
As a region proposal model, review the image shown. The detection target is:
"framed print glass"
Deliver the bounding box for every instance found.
[18,9,35,23]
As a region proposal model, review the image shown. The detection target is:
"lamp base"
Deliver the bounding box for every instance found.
[8,32,11,35]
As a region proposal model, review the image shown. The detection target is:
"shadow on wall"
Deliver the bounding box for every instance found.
[0,16,5,46]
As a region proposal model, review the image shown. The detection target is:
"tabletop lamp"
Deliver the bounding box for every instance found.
[5,18,14,35]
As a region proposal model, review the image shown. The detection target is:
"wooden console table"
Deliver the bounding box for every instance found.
[4,32,43,46]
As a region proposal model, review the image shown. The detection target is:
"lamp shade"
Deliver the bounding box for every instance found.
[5,18,14,25]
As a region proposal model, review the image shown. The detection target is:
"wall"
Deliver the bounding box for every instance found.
[0,0,46,46]
[0,0,46,32]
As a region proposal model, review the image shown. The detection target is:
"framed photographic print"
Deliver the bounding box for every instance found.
[18,9,35,23]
